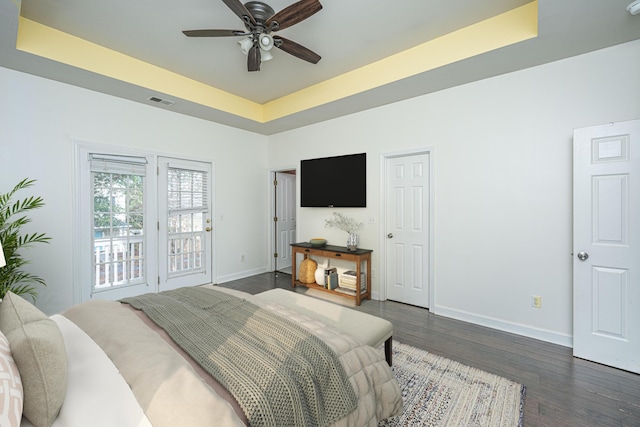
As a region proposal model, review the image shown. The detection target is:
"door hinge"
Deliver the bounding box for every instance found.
[273,180,278,186]
[273,252,278,258]
[157,221,160,230]
[157,166,160,175]
[274,216,278,222]
[158,276,160,285]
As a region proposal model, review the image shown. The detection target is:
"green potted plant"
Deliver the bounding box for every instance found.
[0,178,50,300]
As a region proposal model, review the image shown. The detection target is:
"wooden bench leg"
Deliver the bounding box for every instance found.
[385,337,393,366]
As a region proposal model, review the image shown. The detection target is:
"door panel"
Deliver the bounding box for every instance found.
[385,153,430,308]
[275,172,296,271]
[573,119,639,373]
[593,174,628,243]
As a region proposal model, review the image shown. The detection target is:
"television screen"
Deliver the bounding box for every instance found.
[300,153,366,207]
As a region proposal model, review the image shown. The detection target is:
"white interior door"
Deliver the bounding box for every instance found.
[275,172,296,271]
[158,158,213,291]
[385,153,431,308]
[573,119,640,373]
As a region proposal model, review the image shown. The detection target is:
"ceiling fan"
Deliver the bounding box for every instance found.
[183,0,322,72]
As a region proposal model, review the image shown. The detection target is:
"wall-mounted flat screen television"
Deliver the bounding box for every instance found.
[300,153,366,207]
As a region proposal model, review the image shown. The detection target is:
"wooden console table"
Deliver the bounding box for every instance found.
[291,242,372,306]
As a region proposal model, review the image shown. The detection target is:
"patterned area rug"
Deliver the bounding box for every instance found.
[380,341,525,427]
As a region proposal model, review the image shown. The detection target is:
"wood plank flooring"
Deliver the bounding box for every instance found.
[219,272,640,427]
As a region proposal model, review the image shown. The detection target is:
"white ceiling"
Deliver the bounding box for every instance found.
[2,0,640,134]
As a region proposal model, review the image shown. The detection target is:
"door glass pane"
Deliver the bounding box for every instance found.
[92,172,146,291]
[166,168,207,277]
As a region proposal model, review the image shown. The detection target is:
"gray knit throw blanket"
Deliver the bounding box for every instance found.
[121,287,358,427]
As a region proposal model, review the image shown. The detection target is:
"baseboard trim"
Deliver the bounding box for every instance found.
[433,305,573,348]
[216,267,268,285]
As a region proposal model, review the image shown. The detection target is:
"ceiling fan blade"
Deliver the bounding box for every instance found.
[267,0,322,31]
[248,45,261,72]
[221,0,256,26]
[274,36,320,64]
[182,29,246,37]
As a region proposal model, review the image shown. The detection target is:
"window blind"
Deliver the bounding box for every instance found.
[167,167,208,212]
[89,153,147,176]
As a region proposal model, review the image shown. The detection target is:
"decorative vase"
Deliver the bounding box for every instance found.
[314,259,329,286]
[299,257,317,284]
[347,233,359,251]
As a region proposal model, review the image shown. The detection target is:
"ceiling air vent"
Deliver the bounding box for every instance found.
[147,96,175,107]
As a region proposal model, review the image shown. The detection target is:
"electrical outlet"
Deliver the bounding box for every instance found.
[531,295,542,308]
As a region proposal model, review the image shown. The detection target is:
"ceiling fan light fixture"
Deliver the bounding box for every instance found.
[628,0,640,15]
[261,49,273,61]
[238,37,253,54]
[259,33,274,50]
[239,36,272,61]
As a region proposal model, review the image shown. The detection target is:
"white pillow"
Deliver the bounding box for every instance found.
[0,329,23,426]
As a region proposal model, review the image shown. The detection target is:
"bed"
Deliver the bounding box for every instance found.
[0,285,402,427]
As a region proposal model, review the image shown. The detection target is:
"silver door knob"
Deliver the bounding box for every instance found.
[387,233,393,239]
[577,251,589,261]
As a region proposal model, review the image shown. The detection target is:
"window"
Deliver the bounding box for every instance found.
[167,167,207,276]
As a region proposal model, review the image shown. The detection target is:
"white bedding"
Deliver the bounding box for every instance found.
[18,287,401,427]
[21,315,152,427]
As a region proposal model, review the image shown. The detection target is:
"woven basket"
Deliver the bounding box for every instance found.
[298,257,318,284]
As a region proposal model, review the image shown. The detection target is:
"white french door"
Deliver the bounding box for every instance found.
[573,119,640,373]
[384,152,431,308]
[158,157,213,291]
[81,151,158,301]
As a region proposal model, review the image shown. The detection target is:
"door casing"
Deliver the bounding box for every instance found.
[268,167,298,272]
[274,171,296,272]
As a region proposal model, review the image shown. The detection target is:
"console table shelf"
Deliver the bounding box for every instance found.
[291,242,372,306]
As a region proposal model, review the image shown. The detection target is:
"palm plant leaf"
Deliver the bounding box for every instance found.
[0,178,50,300]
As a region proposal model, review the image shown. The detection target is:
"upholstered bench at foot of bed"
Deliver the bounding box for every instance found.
[255,288,393,366]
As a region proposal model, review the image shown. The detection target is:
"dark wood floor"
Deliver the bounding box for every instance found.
[219,272,640,427]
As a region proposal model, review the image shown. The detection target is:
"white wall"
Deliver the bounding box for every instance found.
[267,39,640,346]
[2,39,639,345]
[0,66,268,314]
